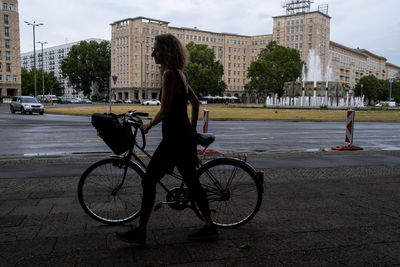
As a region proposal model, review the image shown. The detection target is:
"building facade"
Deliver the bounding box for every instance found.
[110,17,272,102]
[0,0,21,97]
[21,38,106,98]
[110,5,399,102]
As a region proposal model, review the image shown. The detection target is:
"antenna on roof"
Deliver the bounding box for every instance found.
[282,0,314,15]
[318,4,328,15]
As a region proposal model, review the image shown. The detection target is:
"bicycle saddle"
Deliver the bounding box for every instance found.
[196,133,215,147]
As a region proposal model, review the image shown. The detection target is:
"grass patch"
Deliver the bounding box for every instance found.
[45,103,400,122]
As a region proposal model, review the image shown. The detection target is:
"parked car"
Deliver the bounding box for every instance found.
[10,96,44,115]
[70,98,81,104]
[142,99,161,106]
[124,99,133,104]
[57,97,70,104]
[81,98,92,104]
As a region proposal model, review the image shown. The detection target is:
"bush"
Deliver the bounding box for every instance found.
[320,105,328,110]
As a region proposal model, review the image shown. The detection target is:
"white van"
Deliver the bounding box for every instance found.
[36,95,57,103]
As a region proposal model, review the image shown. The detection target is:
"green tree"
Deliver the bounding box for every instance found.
[245,41,303,97]
[354,75,383,104]
[185,42,226,96]
[61,40,110,96]
[21,68,62,96]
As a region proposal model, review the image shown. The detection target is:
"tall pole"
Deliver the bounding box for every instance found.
[37,41,47,98]
[24,21,43,97]
[389,78,393,102]
[140,41,143,102]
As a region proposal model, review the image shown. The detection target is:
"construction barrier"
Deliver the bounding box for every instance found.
[203,108,209,133]
[331,109,363,151]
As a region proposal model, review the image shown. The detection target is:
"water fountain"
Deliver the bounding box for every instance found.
[265,49,365,108]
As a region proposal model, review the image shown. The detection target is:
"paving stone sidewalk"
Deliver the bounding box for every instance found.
[0,155,400,266]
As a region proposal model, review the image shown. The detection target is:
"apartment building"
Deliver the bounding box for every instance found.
[0,0,21,97]
[110,5,399,102]
[110,17,271,101]
[21,38,106,98]
[272,10,331,75]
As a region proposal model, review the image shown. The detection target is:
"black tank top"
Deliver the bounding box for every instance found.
[161,70,193,145]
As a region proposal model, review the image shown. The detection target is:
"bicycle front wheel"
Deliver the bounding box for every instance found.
[194,157,263,228]
[78,158,145,225]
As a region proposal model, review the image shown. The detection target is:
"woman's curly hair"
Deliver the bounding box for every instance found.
[155,34,188,70]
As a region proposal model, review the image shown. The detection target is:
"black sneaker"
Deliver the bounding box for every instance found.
[116,227,146,245]
[188,224,218,241]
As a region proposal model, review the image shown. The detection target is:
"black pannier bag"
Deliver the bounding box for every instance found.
[91,113,134,155]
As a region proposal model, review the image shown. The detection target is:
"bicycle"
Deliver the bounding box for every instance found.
[78,111,264,228]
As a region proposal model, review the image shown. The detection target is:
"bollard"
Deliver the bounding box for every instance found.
[331,109,362,151]
[202,109,209,133]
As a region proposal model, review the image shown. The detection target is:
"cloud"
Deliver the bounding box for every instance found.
[18,0,400,65]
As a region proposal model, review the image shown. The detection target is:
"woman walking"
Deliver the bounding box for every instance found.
[116,34,217,245]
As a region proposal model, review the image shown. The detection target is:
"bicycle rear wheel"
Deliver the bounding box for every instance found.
[78,157,145,225]
[194,157,263,228]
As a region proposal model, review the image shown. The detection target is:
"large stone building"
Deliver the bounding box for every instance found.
[21,38,106,98]
[110,17,271,102]
[0,0,21,97]
[110,2,399,102]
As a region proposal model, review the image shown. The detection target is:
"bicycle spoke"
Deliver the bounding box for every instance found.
[78,158,144,225]
[195,158,262,228]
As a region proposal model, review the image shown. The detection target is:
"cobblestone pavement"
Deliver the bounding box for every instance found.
[0,152,400,266]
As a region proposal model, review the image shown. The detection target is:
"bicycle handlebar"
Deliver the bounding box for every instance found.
[128,110,148,118]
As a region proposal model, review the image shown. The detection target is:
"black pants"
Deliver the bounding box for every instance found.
[138,140,210,226]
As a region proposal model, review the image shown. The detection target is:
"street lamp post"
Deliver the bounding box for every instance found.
[136,40,144,102]
[37,41,47,100]
[360,84,363,97]
[24,21,43,97]
[110,75,118,113]
[389,78,393,102]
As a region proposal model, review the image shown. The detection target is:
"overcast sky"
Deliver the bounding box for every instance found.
[19,0,400,66]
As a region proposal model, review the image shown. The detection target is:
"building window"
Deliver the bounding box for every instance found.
[308,34,312,41]
[277,21,281,26]
[6,75,10,81]
[3,3,7,10]
[13,75,17,81]
[6,51,10,60]
[9,4,14,11]
[309,18,313,23]
[4,15,8,24]
[5,39,9,48]
[308,43,312,49]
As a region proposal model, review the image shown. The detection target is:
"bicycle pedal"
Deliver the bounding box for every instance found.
[154,202,163,211]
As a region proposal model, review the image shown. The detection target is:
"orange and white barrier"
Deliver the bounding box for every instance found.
[331,109,362,151]
[345,110,355,145]
[203,109,209,133]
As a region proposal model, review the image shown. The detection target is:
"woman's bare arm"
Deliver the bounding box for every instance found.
[187,85,199,132]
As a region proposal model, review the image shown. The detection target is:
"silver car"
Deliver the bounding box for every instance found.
[10,96,44,115]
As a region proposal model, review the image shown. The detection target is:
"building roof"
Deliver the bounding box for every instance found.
[355,48,387,61]
[329,41,367,58]
[386,62,400,69]
[273,11,331,19]
[110,16,170,26]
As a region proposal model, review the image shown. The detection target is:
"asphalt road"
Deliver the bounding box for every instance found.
[1,103,400,158]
